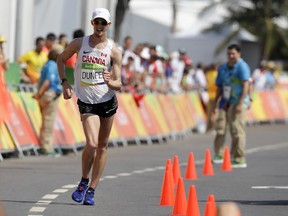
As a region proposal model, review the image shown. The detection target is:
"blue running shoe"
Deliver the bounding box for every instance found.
[72,181,88,203]
[83,188,95,206]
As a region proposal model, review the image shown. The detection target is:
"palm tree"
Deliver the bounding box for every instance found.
[200,0,288,60]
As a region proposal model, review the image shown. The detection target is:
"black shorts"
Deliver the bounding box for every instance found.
[77,95,118,118]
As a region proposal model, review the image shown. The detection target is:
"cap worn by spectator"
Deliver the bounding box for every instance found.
[140,47,150,60]
[179,48,186,55]
[92,8,111,23]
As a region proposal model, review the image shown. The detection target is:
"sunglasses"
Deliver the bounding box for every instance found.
[93,20,108,26]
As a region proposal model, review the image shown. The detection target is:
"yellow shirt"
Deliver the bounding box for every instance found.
[205,69,218,100]
[18,50,48,83]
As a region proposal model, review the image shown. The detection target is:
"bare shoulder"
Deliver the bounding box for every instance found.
[68,37,83,52]
[60,38,83,61]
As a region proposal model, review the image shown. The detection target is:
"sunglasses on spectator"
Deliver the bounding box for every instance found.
[93,20,108,26]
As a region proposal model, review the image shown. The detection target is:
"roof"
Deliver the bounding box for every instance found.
[129,0,228,36]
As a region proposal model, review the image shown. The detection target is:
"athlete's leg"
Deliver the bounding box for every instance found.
[89,115,114,189]
[81,114,101,179]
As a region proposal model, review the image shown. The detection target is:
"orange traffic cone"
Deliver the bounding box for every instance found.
[160,159,175,198]
[221,146,233,171]
[202,149,214,175]
[160,170,174,206]
[172,177,187,215]
[185,152,197,180]
[173,155,181,184]
[207,194,215,203]
[186,185,200,216]
[204,201,214,216]
[207,194,217,216]
[168,160,175,188]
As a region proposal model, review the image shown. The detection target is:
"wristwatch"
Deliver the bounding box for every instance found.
[61,78,68,85]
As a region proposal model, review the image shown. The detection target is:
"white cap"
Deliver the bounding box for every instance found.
[140,47,150,60]
[92,8,111,23]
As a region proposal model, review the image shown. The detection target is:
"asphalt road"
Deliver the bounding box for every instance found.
[1,123,288,216]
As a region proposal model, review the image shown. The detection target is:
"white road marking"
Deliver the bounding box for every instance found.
[29,207,46,212]
[117,173,131,177]
[143,168,156,172]
[132,170,145,174]
[246,142,288,154]
[62,184,77,189]
[36,200,52,205]
[154,166,165,170]
[41,194,59,199]
[103,175,118,179]
[251,186,269,189]
[252,186,288,189]
[53,189,69,193]
[274,186,288,189]
[28,215,43,216]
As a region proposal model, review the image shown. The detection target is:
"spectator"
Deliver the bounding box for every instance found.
[252,61,268,90]
[192,63,209,111]
[58,33,68,48]
[121,56,135,91]
[0,35,9,88]
[212,44,250,168]
[120,36,136,66]
[32,44,63,156]
[181,64,194,91]
[42,33,57,54]
[169,49,188,93]
[133,43,145,83]
[264,61,277,89]
[146,54,166,92]
[18,37,48,84]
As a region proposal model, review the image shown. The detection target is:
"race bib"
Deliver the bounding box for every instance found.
[81,63,106,86]
[223,85,231,100]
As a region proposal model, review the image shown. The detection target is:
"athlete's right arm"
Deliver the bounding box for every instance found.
[57,38,82,99]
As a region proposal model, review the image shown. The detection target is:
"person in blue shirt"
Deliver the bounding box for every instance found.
[212,44,250,168]
[33,44,63,156]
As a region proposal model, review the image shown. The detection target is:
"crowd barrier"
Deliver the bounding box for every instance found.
[0,86,288,160]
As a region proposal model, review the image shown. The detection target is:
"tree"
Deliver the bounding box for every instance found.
[200,0,288,60]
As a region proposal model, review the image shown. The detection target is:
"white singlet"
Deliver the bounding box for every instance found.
[74,36,114,104]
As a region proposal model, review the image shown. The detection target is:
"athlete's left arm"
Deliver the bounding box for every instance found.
[104,44,122,91]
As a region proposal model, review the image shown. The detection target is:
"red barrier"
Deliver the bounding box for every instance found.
[2,87,288,159]
[157,94,185,133]
[260,90,286,120]
[0,86,11,122]
[55,96,85,146]
[186,92,207,127]
[5,91,39,148]
[138,94,169,135]
[113,94,139,138]
[0,118,15,153]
